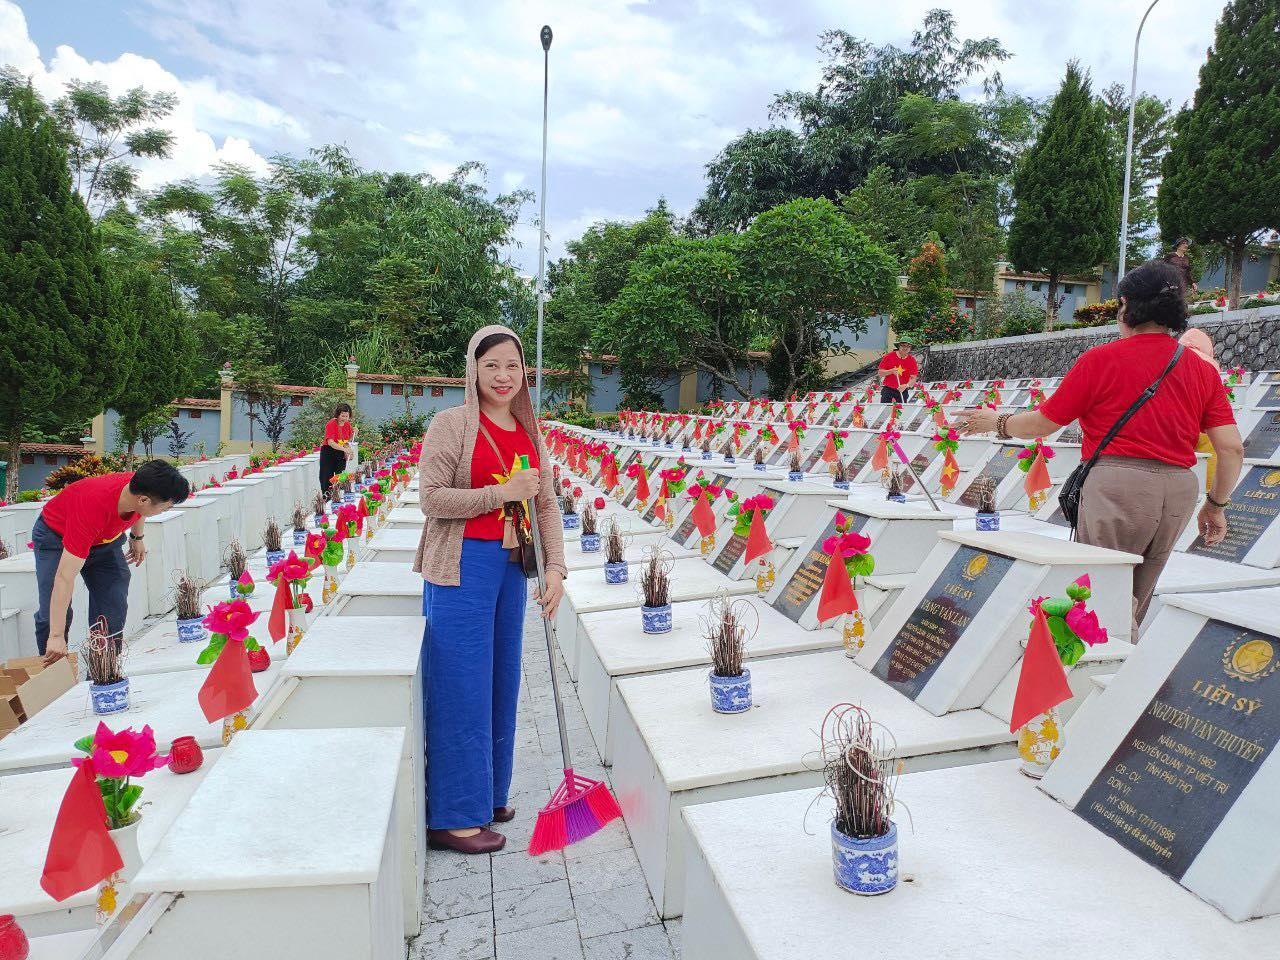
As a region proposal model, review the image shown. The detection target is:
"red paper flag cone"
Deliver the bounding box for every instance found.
[870,440,889,472]
[1024,449,1051,497]
[333,520,346,543]
[198,637,258,723]
[816,552,858,624]
[691,491,717,537]
[635,469,650,502]
[1009,607,1074,732]
[268,577,290,643]
[821,437,838,463]
[933,409,948,429]
[742,508,773,565]
[40,763,124,902]
[356,496,368,533]
[941,449,961,490]
[693,421,703,440]
[788,431,800,451]
[603,460,618,491]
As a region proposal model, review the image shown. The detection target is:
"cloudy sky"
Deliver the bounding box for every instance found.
[4,0,1226,272]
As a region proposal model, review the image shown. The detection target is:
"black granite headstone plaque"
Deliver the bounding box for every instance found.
[870,546,1013,699]
[1076,618,1280,879]
[1185,465,1280,563]
[957,447,1020,508]
[772,513,865,623]
[1243,412,1280,459]
[1259,383,1280,407]
[846,438,875,477]
[712,533,749,575]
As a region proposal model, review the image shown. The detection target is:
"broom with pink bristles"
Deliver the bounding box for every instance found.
[521,465,622,856]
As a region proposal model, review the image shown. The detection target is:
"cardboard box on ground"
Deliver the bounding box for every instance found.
[0,653,78,737]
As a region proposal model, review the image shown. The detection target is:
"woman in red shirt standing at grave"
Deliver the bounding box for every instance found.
[318,402,356,496]
[956,260,1244,627]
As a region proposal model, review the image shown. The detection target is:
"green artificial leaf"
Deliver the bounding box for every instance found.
[196,632,228,665]
[74,734,96,754]
[1040,597,1073,619]
[852,554,876,577]
[245,636,262,652]
[1061,637,1086,668]
[1046,615,1078,663]
[1065,583,1091,602]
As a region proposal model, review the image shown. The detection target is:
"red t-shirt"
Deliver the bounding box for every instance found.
[464,412,539,540]
[40,473,138,559]
[878,352,919,390]
[1040,334,1235,467]
[324,419,353,444]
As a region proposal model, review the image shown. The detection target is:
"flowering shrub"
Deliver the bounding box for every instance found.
[1072,300,1118,327]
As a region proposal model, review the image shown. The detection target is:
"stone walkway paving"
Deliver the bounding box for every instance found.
[409,605,682,960]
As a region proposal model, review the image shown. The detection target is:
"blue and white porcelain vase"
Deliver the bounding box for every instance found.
[176,617,206,644]
[887,493,907,504]
[604,561,629,584]
[581,532,601,553]
[753,462,767,472]
[641,603,672,634]
[709,669,752,714]
[701,451,712,460]
[975,511,1000,531]
[90,677,131,715]
[831,820,898,896]
[834,480,850,490]
[293,528,307,547]
[562,512,580,531]
[266,549,285,568]
[788,471,805,482]
[724,455,735,464]
[228,580,240,600]
[343,492,356,505]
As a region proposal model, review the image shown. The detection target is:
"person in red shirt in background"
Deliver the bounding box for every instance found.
[955,260,1244,627]
[35,460,190,662]
[319,402,357,496]
[878,337,919,402]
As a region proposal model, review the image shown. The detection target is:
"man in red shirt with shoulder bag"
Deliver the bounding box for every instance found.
[34,460,190,662]
[878,337,920,403]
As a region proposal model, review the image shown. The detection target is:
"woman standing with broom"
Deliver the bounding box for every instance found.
[414,325,568,854]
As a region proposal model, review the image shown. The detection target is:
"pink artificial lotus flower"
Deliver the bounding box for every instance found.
[268,550,313,584]
[1028,596,1049,616]
[203,599,261,642]
[1067,602,1108,646]
[742,494,775,512]
[235,570,255,595]
[823,530,872,557]
[73,723,169,778]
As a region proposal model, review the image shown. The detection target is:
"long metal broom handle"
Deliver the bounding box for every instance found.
[527,490,573,771]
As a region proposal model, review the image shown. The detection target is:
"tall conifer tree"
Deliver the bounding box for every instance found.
[1008,63,1117,329]
[1158,0,1280,308]
[0,86,125,498]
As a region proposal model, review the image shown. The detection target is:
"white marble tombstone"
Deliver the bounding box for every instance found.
[701,482,829,582]
[126,728,405,960]
[190,485,247,561]
[855,531,1139,716]
[168,495,222,584]
[334,562,422,617]
[1,755,219,937]
[259,616,425,937]
[141,510,188,618]
[1043,587,1280,922]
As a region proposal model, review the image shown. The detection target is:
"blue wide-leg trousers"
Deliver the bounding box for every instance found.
[422,538,527,830]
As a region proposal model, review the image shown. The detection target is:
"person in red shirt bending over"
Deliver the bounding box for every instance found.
[955,260,1244,627]
[35,460,190,662]
[877,337,919,403]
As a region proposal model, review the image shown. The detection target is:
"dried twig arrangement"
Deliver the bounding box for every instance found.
[560,490,578,515]
[820,704,901,839]
[833,457,849,483]
[292,503,308,531]
[789,450,802,474]
[977,478,997,513]
[312,491,326,516]
[174,572,203,620]
[640,546,673,608]
[886,470,903,499]
[753,446,765,466]
[702,594,756,678]
[263,519,283,552]
[225,539,248,580]
[701,436,711,455]
[84,616,125,686]
[0,537,8,561]
[604,518,626,564]
[581,501,598,536]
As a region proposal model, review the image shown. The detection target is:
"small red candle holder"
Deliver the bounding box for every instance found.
[0,914,30,960]
[168,736,204,775]
[247,646,271,673]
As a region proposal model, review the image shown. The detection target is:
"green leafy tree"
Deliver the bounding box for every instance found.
[0,70,177,218]
[227,318,283,450]
[609,234,762,399]
[111,267,196,460]
[743,198,896,397]
[1099,83,1173,268]
[1008,63,1117,329]
[0,86,126,499]
[1158,0,1280,308]
[895,240,957,337]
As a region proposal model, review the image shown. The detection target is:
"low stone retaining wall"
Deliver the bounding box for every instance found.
[920,305,1280,380]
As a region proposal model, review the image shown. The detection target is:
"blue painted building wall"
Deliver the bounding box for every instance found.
[103,406,223,458]
[999,277,1089,319]
[830,313,892,351]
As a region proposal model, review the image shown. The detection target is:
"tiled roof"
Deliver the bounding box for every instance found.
[175,397,221,409]
[20,443,87,455]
